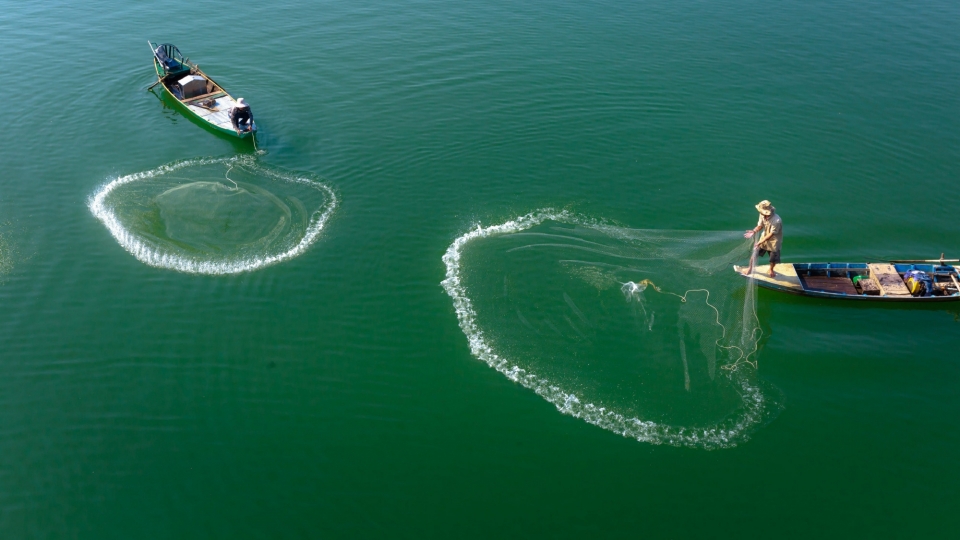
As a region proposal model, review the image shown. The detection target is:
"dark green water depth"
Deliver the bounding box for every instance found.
[1,0,958,537]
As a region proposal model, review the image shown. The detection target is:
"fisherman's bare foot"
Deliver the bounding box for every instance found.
[768,272,776,278]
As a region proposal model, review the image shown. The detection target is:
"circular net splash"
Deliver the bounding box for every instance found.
[442,210,781,449]
[89,156,337,274]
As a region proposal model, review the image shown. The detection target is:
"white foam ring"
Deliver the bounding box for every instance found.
[89,156,338,275]
[441,210,767,450]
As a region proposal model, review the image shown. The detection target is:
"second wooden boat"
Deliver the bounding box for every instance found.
[149,41,257,139]
[734,260,960,302]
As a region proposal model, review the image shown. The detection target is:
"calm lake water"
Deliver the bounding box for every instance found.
[1,0,958,537]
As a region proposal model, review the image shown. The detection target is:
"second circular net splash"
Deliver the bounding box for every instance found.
[90,156,337,274]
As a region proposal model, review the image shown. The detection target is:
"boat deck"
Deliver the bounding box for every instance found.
[737,264,802,291]
[797,275,859,295]
[185,95,242,132]
[735,261,960,302]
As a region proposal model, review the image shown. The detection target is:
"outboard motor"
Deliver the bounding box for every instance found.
[904,270,935,297]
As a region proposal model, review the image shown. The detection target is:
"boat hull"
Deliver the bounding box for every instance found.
[150,45,256,141]
[735,263,960,302]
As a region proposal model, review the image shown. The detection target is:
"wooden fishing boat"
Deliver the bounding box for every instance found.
[734,257,960,302]
[149,41,257,139]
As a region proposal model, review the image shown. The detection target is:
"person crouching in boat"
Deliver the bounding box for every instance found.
[743,200,782,278]
[230,98,253,135]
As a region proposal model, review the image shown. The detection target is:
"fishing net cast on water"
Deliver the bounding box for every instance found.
[442,210,780,450]
[89,155,337,275]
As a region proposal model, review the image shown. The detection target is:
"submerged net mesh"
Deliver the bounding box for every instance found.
[155,178,294,253]
[442,210,778,449]
[607,224,762,372]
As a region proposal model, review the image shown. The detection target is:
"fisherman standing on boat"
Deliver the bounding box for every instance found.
[230,98,253,135]
[743,200,782,278]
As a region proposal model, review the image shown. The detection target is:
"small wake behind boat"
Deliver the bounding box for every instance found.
[734,257,960,302]
[148,41,257,139]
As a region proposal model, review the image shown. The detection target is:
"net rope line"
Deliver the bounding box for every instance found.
[224,164,239,190]
[622,277,761,371]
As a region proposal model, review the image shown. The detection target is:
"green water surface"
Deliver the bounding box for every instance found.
[1,0,958,537]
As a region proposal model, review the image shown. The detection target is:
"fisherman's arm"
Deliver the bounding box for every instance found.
[755,221,780,245]
[757,220,780,245]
